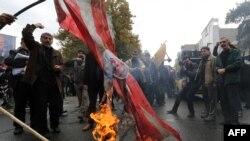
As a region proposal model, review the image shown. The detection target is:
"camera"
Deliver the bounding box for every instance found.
[179,61,184,66]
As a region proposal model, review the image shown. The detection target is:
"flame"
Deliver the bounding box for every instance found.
[90,104,119,141]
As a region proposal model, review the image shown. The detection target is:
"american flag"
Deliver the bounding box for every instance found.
[54,0,181,140]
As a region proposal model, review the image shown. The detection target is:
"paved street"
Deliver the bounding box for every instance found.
[1,96,250,141]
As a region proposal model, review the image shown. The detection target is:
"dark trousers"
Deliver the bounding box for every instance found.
[13,81,34,128]
[202,85,217,118]
[243,87,250,108]
[218,83,240,124]
[155,83,166,106]
[142,83,154,105]
[87,84,104,125]
[172,82,200,114]
[33,80,62,133]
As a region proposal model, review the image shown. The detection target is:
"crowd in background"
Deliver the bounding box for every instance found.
[1,12,250,140]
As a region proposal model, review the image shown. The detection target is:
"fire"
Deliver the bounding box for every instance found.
[90,104,119,141]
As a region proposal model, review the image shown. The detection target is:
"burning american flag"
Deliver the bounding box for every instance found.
[54,0,181,140]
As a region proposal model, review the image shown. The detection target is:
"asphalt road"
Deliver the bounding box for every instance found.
[1,96,250,141]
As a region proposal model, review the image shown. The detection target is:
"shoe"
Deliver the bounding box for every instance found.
[204,116,216,122]
[13,127,23,135]
[238,111,243,118]
[187,113,195,118]
[78,115,84,123]
[61,111,68,116]
[52,127,61,133]
[244,105,250,109]
[200,113,208,118]
[4,103,12,109]
[167,110,177,115]
[78,115,83,120]
[82,124,93,132]
[219,121,231,125]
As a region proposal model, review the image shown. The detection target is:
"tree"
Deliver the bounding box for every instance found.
[54,0,141,61]
[106,0,141,60]
[54,29,88,61]
[225,1,250,49]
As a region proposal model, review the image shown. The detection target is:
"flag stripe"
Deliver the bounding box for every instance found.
[77,0,104,49]
[64,0,103,66]
[90,0,116,53]
[54,0,85,41]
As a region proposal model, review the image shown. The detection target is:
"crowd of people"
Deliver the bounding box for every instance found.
[1,12,250,140]
[167,37,248,125]
[0,12,105,138]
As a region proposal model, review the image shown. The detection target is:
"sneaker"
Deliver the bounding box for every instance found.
[13,127,23,135]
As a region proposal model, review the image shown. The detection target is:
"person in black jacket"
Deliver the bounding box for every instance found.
[82,52,104,131]
[22,23,64,138]
[6,39,33,135]
[167,56,201,117]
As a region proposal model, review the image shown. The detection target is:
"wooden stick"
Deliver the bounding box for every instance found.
[0,107,49,141]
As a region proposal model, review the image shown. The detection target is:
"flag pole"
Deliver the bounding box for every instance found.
[0,107,49,141]
[0,0,46,29]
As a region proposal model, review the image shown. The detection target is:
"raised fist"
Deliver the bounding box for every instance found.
[34,23,44,29]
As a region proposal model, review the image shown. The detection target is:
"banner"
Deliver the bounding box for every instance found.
[0,34,16,61]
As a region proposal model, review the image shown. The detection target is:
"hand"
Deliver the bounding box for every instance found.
[182,66,187,71]
[0,13,16,25]
[217,68,225,74]
[34,23,44,29]
[74,57,82,61]
[54,65,62,71]
[83,85,88,90]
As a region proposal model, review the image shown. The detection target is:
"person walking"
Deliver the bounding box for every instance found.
[167,56,201,117]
